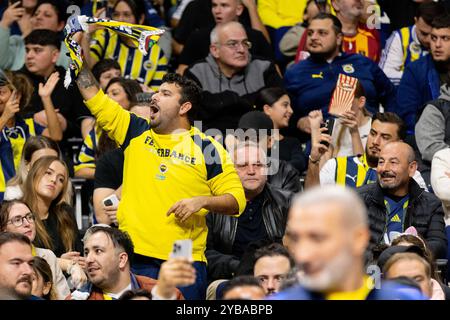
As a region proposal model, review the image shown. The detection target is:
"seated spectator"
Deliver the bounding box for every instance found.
[74,77,142,180]
[253,243,294,296]
[306,112,427,189]
[0,0,38,37]
[4,136,63,202]
[279,0,331,65]
[23,156,83,258]
[176,0,272,75]
[396,13,450,135]
[380,2,443,85]
[285,13,396,139]
[233,111,302,191]
[0,70,61,201]
[383,251,444,300]
[256,87,307,173]
[0,199,79,299]
[415,83,450,166]
[68,225,187,300]
[0,0,70,71]
[92,59,122,91]
[19,29,92,140]
[93,95,152,226]
[272,185,425,300]
[357,141,447,258]
[221,275,266,300]
[184,21,282,134]
[31,256,57,300]
[206,141,293,281]
[87,0,169,92]
[431,148,450,217]
[0,232,35,300]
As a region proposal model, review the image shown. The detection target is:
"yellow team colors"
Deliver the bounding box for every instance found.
[85,91,246,262]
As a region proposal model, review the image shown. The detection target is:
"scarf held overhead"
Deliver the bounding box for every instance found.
[63,15,165,88]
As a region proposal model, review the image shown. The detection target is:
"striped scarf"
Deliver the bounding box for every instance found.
[63,15,165,88]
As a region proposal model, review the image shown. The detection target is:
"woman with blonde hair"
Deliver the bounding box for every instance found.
[4,135,67,201]
[22,155,83,262]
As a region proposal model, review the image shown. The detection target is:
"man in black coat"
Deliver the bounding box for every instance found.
[357,141,447,259]
[206,141,293,281]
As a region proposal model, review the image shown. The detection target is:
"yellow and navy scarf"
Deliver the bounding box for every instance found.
[63,15,165,88]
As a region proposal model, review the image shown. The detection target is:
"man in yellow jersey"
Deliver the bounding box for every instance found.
[271,185,424,300]
[71,32,246,299]
[304,112,427,190]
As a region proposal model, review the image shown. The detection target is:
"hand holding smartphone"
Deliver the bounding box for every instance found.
[169,239,193,259]
[103,194,119,207]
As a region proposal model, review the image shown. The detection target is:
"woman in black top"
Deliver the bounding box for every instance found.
[256,87,306,173]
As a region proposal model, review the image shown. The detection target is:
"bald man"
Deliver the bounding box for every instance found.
[271,185,423,300]
[357,141,447,259]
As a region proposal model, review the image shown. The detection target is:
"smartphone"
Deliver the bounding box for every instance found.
[169,239,193,259]
[103,194,119,207]
[9,0,22,6]
[320,118,335,147]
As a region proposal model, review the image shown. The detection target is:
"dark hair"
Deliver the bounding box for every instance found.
[417,2,446,26]
[372,112,406,140]
[254,243,295,268]
[92,59,121,82]
[0,232,31,249]
[32,256,56,300]
[221,275,264,299]
[1,70,34,111]
[34,0,69,23]
[431,12,450,29]
[104,77,143,107]
[24,29,60,48]
[0,200,31,232]
[83,226,134,262]
[113,0,146,23]
[310,12,342,35]
[354,80,366,99]
[391,235,437,279]
[255,87,288,110]
[119,289,152,300]
[162,73,202,123]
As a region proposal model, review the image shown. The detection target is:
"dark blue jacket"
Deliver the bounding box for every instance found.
[269,281,426,300]
[284,53,397,124]
[396,54,440,134]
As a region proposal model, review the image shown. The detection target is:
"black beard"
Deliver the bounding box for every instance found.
[366,153,379,168]
[309,49,338,62]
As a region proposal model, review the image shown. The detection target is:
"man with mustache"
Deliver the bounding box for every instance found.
[68,225,188,300]
[271,185,424,300]
[0,232,35,300]
[305,112,427,189]
[357,141,447,259]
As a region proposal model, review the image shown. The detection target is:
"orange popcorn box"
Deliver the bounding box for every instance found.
[328,74,358,116]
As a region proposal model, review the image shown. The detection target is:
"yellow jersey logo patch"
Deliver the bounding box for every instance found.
[342,64,355,73]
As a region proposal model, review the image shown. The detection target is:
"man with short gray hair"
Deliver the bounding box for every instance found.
[184,21,282,135]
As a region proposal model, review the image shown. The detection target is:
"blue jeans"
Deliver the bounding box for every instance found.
[131,257,207,300]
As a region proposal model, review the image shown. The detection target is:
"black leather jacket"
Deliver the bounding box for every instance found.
[357,179,447,259]
[206,184,293,280]
[267,158,301,193]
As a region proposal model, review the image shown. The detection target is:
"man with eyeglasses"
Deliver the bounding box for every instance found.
[206,141,293,282]
[185,21,282,136]
[356,141,447,259]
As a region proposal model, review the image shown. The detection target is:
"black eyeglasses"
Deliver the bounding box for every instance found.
[8,213,35,227]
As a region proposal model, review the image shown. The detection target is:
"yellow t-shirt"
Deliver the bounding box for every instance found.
[326,276,374,300]
[85,91,246,262]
